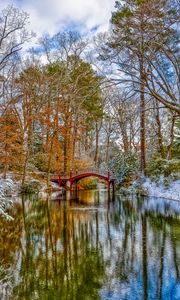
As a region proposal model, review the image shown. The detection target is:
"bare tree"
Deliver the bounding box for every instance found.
[0,5,33,72]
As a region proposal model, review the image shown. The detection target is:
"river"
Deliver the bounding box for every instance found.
[0,190,180,299]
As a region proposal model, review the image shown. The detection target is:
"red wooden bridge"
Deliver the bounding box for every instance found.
[51,168,115,191]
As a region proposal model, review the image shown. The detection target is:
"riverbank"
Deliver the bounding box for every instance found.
[142,178,180,201]
[119,177,180,201]
[1,174,180,219]
[0,178,16,219]
[1,173,180,201]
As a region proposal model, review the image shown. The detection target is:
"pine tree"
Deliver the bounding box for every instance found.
[101,0,180,173]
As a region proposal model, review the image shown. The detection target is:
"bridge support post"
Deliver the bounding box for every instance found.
[108,171,110,181]
[107,180,111,203]
[112,181,115,201]
[70,170,73,192]
[75,181,78,198]
[108,184,111,202]
[70,181,72,191]
[58,175,61,187]
[108,178,111,190]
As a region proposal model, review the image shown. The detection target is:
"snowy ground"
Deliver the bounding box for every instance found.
[142,178,180,201]
[0,178,17,219]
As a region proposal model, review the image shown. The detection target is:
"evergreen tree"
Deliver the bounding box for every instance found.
[100,0,180,174]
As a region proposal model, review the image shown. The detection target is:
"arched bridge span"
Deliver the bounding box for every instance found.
[51,169,115,191]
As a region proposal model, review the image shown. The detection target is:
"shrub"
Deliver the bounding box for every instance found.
[33,153,49,172]
[119,181,148,196]
[147,156,180,181]
[110,152,138,186]
[164,160,180,177]
[146,157,166,179]
[20,180,41,194]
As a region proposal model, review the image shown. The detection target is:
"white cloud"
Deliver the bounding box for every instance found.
[1,0,114,37]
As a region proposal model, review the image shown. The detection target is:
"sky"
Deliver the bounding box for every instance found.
[0,0,115,38]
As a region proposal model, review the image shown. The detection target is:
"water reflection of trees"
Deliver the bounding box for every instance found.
[0,194,180,299]
[104,197,180,300]
[9,196,105,300]
[0,202,23,299]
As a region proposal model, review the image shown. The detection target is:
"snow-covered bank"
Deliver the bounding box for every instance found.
[0,175,61,218]
[0,178,17,219]
[142,178,180,201]
[118,177,180,201]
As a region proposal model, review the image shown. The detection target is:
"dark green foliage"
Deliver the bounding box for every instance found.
[119,182,147,196]
[20,180,41,194]
[110,152,138,186]
[147,157,180,179]
[172,119,180,158]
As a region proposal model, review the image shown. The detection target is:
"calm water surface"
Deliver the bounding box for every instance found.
[0,190,180,300]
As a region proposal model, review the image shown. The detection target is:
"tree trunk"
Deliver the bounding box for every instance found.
[105,132,110,163]
[21,133,29,186]
[117,110,129,154]
[72,115,78,170]
[122,127,129,154]
[63,114,69,174]
[167,114,175,160]
[140,62,146,175]
[46,100,51,149]
[3,115,9,179]
[3,160,8,180]
[154,100,165,158]
[28,118,34,156]
[47,134,54,187]
[94,122,99,167]
[22,150,29,186]
[3,128,8,180]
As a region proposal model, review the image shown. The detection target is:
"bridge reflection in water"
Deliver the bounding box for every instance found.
[51,184,115,203]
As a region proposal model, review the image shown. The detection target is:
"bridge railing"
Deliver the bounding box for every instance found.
[72,168,111,178]
[51,168,114,179]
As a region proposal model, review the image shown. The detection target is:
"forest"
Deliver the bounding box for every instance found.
[0,0,179,198]
[0,1,180,299]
